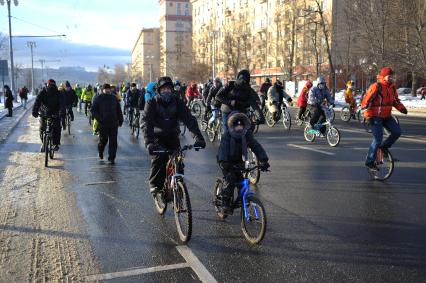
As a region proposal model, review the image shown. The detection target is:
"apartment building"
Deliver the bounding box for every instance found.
[159,0,193,78]
[131,28,161,85]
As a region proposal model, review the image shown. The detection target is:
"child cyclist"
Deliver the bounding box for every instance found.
[217,112,269,213]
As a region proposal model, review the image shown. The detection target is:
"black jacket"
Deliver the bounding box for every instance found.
[218,131,268,163]
[216,81,264,119]
[92,93,123,128]
[32,86,61,116]
[206,84,223,107]
[142,94,204,148]
[4,89,13,108]
[63,89,78,107]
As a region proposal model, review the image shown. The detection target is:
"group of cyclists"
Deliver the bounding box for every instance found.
[30,65,407,212]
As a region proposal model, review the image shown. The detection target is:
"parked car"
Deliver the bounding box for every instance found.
[397,88,411,96]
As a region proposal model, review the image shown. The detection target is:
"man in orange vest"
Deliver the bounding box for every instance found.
[362,67,408,169]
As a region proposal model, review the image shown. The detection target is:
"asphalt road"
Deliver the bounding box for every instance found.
[0,107,426,282]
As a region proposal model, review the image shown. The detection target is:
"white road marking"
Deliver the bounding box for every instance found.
[85,181,116,186]
[85,262,190,281]
[288,144,336,156]
[176,245,218,283]
[339,128,426,144]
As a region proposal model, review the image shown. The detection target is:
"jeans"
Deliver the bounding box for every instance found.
[21,99,27,109]
[222,111,230,134]
[365,117,401,165]
[208,106,220,127]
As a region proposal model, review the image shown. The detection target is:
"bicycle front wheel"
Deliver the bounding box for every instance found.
[266,111,275,127]
[304,124,316,142]
[340,107,351,122]
[282,109,291,131]
[241,195,267,245]
[174,181,192,243]
[368,148,394,181]
[192,102,202,118]
[247,148,260,184]
[326,126,340,147]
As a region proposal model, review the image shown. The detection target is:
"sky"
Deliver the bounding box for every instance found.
[0,0,159,71]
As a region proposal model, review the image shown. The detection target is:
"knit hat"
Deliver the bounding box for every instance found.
[47,79,56,86]
[65,81,71,88]
[379,67,393,77]
[236,69,251,83]
[103,83,111,89]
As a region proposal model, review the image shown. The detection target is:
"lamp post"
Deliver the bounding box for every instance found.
[334,68,342,93]
[1,0,19,96]
[26,41,36,94]
[209,30,218,79]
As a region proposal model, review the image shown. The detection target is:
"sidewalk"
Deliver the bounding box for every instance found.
[0,99,34,144]
[0,95,34,120]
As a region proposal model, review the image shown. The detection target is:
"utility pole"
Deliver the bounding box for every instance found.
[1,0,19,96]
[27,41,36,94]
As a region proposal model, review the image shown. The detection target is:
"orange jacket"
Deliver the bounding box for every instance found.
[361,79,406,119]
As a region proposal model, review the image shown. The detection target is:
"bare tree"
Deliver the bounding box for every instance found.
[111,64,126,86]
[97,67,110,84]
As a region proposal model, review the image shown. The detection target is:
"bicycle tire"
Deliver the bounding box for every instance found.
[207,122,216,143]
[368,148,394,181]
[247,148,260,185]
[136,123,140,139]
[241,195,267,245]
[67,116,71,135]
[282,109,291,131]
[174,181,192,243]
[340,107,351,122]
[44,135,49,167]
[304,125,316,142]
[153,190,167,215]
[266,111,275,127]
[192,102,202,118]
[329,108,336,123]
[326,126,340,147]
[212,179,227,220]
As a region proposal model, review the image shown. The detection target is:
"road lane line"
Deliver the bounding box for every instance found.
[176,245,218,283]
[339,128,426,144]
[288,144,335,156]
[85,262,190,281]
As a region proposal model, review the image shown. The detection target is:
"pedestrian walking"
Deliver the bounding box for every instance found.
[19,86,29,109]
[4,85,13,117]
[420,85,426,100]
[91,83,123,165]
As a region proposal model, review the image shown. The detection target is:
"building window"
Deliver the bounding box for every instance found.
[169,2,173,7]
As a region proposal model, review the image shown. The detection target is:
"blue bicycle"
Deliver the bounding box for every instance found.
[212,164,267,244]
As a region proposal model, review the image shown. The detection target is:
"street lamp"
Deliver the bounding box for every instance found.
[26,41,36,94]
[1,0,19,96]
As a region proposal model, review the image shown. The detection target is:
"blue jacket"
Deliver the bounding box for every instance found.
[145,82,157,103]
[307,86,334,106]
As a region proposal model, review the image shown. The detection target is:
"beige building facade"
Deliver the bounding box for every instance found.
[159,0,193,79]
[131,28,161,85]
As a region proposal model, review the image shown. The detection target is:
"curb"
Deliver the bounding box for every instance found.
[0,104,23,120]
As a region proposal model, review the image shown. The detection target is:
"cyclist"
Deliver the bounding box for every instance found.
[75,83,83,112]
[174,80,185,102]
[296,80,313,121]
[32,79,62,152]
[362,67,407,170]
[307,76,335,136]
[61,81,78,130]
[81,84,95,116]
[217,112,269,213]
[344,80,358,115]
[266,80,292,121]
[126,83,143,126]
[144,82,157,103]
[202,79,213,104]
[185,81,200,107]
[216,69,265,134]
[206,77,223,128]
[142,76,206,195]
[92,83,124,164]
[259,78,272,111]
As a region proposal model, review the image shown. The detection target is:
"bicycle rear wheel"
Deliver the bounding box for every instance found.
[326,126,340,147]
[67,116,71,135]
[207,122,216,142]
[241,195,267,244]
[368,148,394,181]
[212,179,227,220]
[282,108,291,131]
[266,111,275,127]
[174,181,192,243]
[247,148,260,184]
[44,135,49,167]
[340,107,351,122]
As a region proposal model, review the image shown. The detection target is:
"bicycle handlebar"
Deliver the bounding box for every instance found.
[152,144,202,154]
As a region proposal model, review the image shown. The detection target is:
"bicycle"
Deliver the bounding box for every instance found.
[367,147,394,181]
[206,112,222,143]
[265,100,292,131]
[340,103,363,123]
[246,148,260,184]
[247,108,259,134]
[131,110,140,138]
[295,108,312,126]
[151,144,202,243]
[212,164,268,244]
[188,98,202,118]
[85,102,92,126]
[304,105,341,147]
[41,115,57,167]
[66,108,72,135]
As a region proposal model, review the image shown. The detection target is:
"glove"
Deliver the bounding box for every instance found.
[401,108,408,115]
[194,138,206,149]
[287,97,293,103]
[32,112,39,118]
[259,160,270,171]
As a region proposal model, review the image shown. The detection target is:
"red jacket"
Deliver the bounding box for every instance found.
[185,86,200,99]
[362,78,406,119]
[297,86,310,107]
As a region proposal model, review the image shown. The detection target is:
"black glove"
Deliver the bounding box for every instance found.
[194,138,206,149]
[259,160,270,171]
[401,108,408,115]
[287,97,293,103]
[257,117,265,125]
[32,112,39,118]
[219,161,231,170]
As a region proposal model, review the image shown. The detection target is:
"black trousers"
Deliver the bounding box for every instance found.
[40,117,61,145]
[220,163,243,200]
[149,153,169,190]
[308,105,326,134]
[297,107,306,120]
[7,106,12,117]
[98,127,118,160]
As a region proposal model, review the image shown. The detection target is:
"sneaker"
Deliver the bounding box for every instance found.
[98,151,103,160]
[108,157,115,165]
[53,145,60,151]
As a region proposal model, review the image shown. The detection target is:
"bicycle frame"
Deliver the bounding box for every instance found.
[239,178,259,221]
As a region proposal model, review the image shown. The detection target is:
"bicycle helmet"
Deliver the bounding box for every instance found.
[316,76,326,85]
[156,76,174,93]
